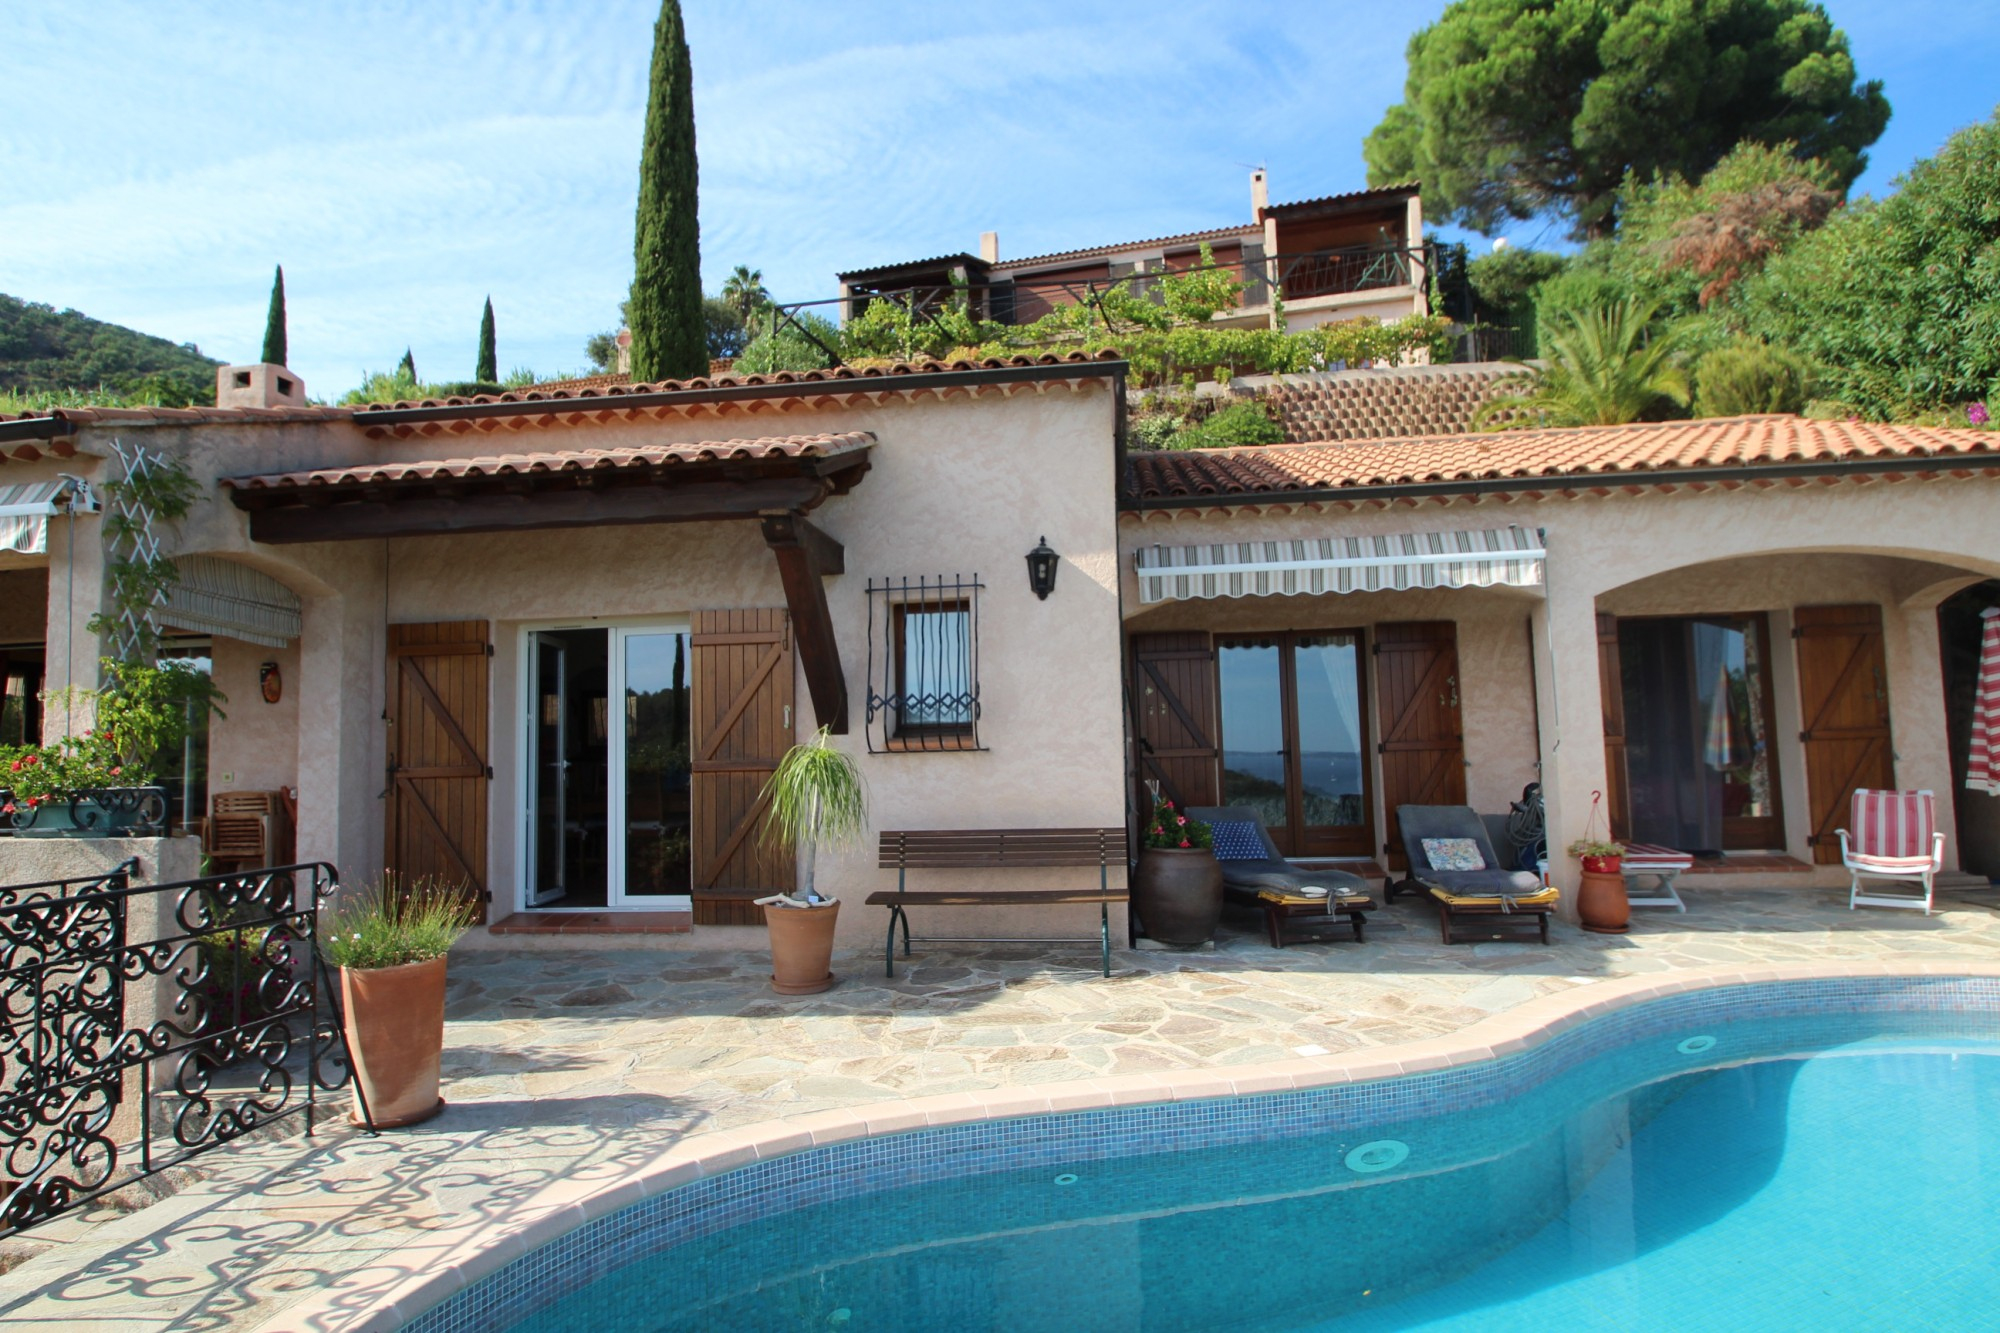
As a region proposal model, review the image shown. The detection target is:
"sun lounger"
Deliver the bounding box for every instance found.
[1393,804,1557,945]
[1185,805,1376,947]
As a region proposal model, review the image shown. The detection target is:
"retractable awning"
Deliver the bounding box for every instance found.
[1135,525,1545,604]
[0,478,96,555]
[163,556,303,648]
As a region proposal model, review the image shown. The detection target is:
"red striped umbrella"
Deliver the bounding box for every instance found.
[1969,607,2000,796]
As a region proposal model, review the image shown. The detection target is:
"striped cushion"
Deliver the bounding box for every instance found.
[1621,842,1693,872]
[1848,853,1939,873]
[1849,790,1935,860]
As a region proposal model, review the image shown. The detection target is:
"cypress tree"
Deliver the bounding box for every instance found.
[628,1,705,381]
[476,297,498,382]
[398,348,416,381]
[260,265,287,366]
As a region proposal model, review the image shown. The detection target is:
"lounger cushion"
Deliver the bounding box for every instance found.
[1219,857,1367,893]
[1416,867,1545,897]
[1429,884,1561,909]
[1420,837,1486,871]
[1209,820,1268,862]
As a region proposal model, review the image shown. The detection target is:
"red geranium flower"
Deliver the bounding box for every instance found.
[1178,838,1191,848]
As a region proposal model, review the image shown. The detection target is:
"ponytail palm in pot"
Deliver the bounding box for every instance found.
[758,727,866,994]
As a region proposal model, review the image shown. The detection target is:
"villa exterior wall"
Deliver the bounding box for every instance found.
[1121,475,2000,899]
[48,382,1128,946]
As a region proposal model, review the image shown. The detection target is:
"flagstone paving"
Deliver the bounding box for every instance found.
[5,884,2000,1331]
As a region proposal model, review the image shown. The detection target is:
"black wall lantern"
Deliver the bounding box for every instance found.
[1025,536,1059,600]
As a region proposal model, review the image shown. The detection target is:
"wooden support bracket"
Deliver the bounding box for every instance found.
[761,511,848,734]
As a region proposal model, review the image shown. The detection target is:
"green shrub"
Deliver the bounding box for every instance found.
[736,312,841,374]
[1694,338,1812,416]
[1128,411,1185,450]
[321,877,477,971]
[1176,402,1285,449]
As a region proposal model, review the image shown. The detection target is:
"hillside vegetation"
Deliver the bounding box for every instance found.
[0,294,220,407]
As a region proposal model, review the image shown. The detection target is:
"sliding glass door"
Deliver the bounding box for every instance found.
[1217,632,1371,857]
[523,623,691,911]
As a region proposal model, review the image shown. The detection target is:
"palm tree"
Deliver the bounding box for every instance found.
[1476,298,1691,429]
[721,265,770,323]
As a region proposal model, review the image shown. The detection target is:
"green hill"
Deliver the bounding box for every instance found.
[0,293,221,407]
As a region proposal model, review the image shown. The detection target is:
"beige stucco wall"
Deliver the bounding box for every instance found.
[1122,474,2000,901]
[62,382,1129,947]
[208,636,300,797]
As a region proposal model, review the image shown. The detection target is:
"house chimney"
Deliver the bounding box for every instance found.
[615,328,632,375]
[216,363,306,409]
[1250,168,1269,218]
[979,231,999,263]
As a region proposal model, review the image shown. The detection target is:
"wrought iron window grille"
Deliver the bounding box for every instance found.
[865,575,985,753]
[0,860,369,1237]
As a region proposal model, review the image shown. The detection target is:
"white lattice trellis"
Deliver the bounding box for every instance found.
[101,438,174,662]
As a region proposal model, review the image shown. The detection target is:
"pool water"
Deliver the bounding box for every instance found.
[503,1022,2000,1331]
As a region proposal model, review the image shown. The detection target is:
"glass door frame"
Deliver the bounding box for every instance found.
[1215,628,1376,859]
[516,618,692,913]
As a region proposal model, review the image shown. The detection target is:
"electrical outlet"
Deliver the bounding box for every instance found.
[219,772,234,784]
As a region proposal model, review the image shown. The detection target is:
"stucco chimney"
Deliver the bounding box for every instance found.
[979,231,999,263]
[1250,168,1269,219]
[216,363,305,409]
[615,328,632,375]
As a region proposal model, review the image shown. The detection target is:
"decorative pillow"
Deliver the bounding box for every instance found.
[1209,820,1268,862]
[1420,836,1486,872]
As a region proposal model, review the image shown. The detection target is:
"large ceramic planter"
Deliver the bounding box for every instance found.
[339,956,448,1128]
[1577,869,1631,935]
[1133,847,1224,946]
[766,900,839,994]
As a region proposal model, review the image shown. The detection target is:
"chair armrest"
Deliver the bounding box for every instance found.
[1836,828,1851,860]
[1932,830,1947,869]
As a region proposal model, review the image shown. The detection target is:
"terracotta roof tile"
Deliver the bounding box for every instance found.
[224,431,874,492]
[1127,416,2000,500]
[1261,182,1420,217]
[998,224,1259,271]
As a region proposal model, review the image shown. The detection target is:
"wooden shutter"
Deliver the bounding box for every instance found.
[1130,632,1219,812]
[387,621,491,921]
[690,609,796,924]
[1598,613,1632,842]
[1375,621,1466,868]
[1794,604,1895,864]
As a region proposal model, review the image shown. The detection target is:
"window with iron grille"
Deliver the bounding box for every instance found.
[865,575,983,752]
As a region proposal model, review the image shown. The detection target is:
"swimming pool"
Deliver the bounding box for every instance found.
[406,976,2000,1331]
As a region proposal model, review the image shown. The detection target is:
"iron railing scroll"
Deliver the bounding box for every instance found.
[0,860,368,1237]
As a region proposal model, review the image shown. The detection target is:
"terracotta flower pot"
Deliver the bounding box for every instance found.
[1133,847,1224,946]
[1577,869,1630,935]
[767,900,839,994]
[339,956,448,1128]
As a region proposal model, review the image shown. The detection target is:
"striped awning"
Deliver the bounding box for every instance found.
[163,556,303,648]
[1135,525,1545,604]
[0,478,95,556]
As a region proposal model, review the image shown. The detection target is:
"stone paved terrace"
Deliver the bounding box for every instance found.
[4,883,2000,1331]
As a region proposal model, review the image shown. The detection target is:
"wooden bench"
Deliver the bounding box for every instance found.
[867,828,1128,978]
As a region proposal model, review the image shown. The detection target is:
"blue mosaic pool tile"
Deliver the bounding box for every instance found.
[402,975,2000,1333]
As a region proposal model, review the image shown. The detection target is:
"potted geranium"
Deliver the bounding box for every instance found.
[1131,795,1223,947]
[1,658,220,837]
[320,876,476,1128]
[1567,836,1629,935]
[1566,838,1625,875]
[756,727,866,995]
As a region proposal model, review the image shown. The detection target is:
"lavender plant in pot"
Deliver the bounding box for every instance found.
[756,727,866,995]
[320,877,476,1127]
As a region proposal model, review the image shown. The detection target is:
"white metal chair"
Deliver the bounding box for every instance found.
[1839,789,1945,915]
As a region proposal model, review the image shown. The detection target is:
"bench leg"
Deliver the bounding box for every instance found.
[884,906,904,978]
[1100,899,1111,977]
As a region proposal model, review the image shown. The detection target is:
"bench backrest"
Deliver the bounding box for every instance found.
[878,828,1126,870]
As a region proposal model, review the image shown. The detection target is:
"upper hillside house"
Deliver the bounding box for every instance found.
[0,356,1131,948]
[836,174,1427,335]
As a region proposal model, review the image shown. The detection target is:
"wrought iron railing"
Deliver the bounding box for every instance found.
[0,859,362,1237]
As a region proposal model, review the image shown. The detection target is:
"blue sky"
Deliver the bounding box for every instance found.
[5,1,1995,397]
